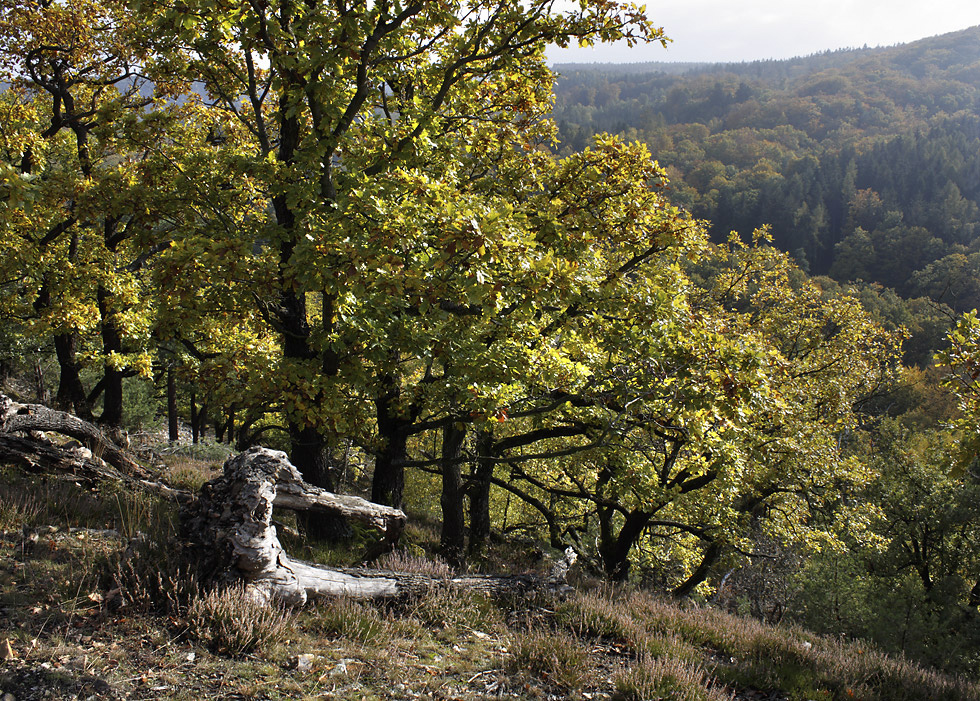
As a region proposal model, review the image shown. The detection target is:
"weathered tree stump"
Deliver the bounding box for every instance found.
[182,446,577,605]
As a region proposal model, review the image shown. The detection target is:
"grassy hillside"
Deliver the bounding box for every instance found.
[1,454,978,701]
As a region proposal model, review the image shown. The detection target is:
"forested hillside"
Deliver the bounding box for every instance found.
[4,1,980,693]
[554,27,980,320]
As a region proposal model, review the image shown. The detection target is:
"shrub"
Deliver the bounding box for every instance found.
[162,458,218,492]
[309,596,395,645]
[508,628,593,692]
[111,534,198,616]
[0,483,42,530]
[186,584,291,657]
[375,548,452,578]
[109,492,197,615]
[557,588,640,641]
[614,655,734,701]
[404,585,502,633]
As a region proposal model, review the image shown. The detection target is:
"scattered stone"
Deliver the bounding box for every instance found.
[292,653,318,672]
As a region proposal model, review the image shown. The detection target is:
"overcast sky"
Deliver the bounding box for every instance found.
[547,0,980,64]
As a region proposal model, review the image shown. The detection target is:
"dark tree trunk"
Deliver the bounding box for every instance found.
[672,541,723,598]
[372,426,407,508]
[190,393,208,444]
[440,421,467,570]
[598,509,651,582]
[54,332,90,419]
[97,286,124,428]
[969,577,980,608]
[371,375,412,508]
[290,423,353,542]
[33,356,47,403]
[190,394,198,444]
[468,429,495,558]
[288,423,333,490]
[167,366,179,442]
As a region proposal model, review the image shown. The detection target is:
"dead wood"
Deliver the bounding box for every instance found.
[183,446,576,605]
[1,395,151,481]
[0,395,190,502]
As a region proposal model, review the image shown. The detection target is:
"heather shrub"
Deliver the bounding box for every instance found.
[508,628,593,692]
[614,655,734,701]
[186,584,291,657]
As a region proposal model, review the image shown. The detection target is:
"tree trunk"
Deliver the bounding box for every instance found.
[371,385,410,508]
[97,286,124,428]
[598,509,651,582]
[190,393,198,443]
[289,423,333,490]
[468,429,495,558]
[167,366,179,442]
[0,432,188,506]
[440,421,467,570]
[54,332,91,419]
[672,540,723,598]
[190,394,208,444]
[33,355,47,403]
[290,423,353,541]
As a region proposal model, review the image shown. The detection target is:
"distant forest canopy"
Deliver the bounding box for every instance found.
[553,26,980,324]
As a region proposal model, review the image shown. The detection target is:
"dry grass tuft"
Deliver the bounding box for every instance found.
[310,596,396,645]
[0,483,42,530]
[161,457,219,492]
[402,584,503,633]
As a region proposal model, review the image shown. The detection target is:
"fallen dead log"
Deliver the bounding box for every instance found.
[1,395,152,481]
[183,446,576,605]
[0,395,190,502]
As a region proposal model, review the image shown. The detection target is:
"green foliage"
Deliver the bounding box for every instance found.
[789,419,980,676]
[120,376,163,433]
[2,7,975,687]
